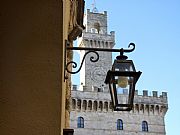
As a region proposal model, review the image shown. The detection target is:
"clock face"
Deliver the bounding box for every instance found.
[91,67,106,82]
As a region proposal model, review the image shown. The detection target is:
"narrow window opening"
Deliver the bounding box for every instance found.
[142,121,148,132]
[117,119,123,130]
[77,117,84,128]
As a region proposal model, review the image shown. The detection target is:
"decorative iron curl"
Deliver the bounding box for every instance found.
[120,42,135,54]
[124,42,135,52]
[66,50,99,74]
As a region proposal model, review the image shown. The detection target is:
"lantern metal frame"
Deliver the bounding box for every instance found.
[64,40,141,111]
[104,46,142,111]
[105,70,141,111]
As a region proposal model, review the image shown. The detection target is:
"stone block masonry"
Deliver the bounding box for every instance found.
[70,89,168,135]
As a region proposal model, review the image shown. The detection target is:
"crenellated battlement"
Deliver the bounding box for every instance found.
[71,86,168,115]
[82,31,115,43]
[78,32,115,49]
[72,85,168,99]
[135,90,167,98]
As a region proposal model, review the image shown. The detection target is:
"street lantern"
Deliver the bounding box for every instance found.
[105,45,142,111]
[65,41,141,111]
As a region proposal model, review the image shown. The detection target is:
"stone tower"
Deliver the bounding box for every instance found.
[70,9,168,135]
[78,9,115,92]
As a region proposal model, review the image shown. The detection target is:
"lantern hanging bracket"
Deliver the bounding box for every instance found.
[117,43,135,60]
[64,40,136,81]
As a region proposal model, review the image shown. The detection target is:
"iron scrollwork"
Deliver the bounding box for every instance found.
[65,50,99,74]
[64,40,136,81]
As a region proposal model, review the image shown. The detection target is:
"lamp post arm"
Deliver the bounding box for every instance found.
[67,46,122,52]
[64,40,136,80]
[67,42,135,53]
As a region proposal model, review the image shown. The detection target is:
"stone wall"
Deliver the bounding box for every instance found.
[70,90,168,135]
[0,1,65,135]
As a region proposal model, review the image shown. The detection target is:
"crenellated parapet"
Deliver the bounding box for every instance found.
[135,90,167,98]
[78,32,115,49]
[134,90,167,103]
[133,90,168,115]
[71,87,168,116]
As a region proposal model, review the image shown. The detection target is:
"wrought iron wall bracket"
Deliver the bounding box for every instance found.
[64,40,135,81]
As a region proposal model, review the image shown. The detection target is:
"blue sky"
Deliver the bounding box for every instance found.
[72,0,180,134]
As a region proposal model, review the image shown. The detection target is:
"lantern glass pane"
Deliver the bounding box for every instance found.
[113,60,136,72]
[114,75,135,105]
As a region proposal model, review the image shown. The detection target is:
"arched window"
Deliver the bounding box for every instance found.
[117,119,123,130]
[142,121,148,132]
[77,117,84,128]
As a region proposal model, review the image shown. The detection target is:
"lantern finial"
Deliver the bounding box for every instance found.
[116,43,135,60]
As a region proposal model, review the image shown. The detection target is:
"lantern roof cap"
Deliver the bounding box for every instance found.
[116,54,128,60]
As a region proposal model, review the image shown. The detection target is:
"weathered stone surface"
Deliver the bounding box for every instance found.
[70,90,168,135]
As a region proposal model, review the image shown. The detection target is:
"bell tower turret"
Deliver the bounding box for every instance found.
[78,9,115,92]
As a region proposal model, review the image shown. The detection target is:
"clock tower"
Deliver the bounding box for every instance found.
[78,9,115,92]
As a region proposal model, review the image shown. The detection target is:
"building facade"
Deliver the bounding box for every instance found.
[70,9,168,135]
